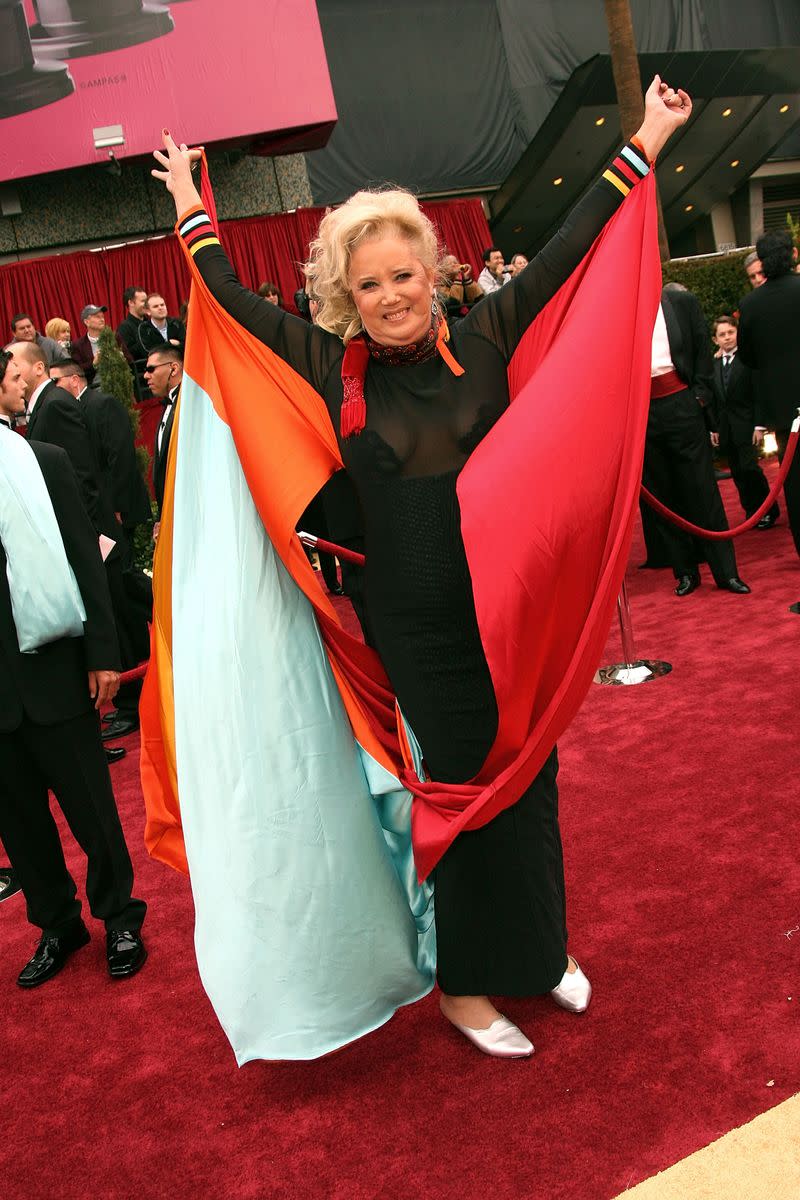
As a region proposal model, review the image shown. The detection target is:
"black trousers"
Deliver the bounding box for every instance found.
[432,748,567,997]
[776,429,800,558]
[0,710,146,936]
[720,427,777,520]
[642,390,738,581]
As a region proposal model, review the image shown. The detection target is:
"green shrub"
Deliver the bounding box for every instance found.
[662,251,751,327]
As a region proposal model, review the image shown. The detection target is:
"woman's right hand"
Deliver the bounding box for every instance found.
[152,129,203,215]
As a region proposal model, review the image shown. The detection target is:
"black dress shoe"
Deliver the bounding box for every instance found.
[17,924,90,988]
[674,572,700,596]
[102,709,119,723]
[717,577,751,594]
[0,868,21,903]
[105,746,127,764]
[327,584,345,596]
[756,513,778,529]
[106,929,147,979]
[101,715,140,741]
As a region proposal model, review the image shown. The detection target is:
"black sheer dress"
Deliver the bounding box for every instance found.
[178,146,645,995]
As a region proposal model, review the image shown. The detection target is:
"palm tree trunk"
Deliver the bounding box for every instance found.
[604,0,670,260]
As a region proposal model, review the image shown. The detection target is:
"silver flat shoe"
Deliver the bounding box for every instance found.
[550,958,592,1013]
[446,1015,534,1058]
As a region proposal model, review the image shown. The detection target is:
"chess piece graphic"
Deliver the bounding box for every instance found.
[30,0,174,61]
[0,0,74,118]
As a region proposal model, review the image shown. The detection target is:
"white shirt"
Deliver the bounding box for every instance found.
[26,378,51,417]
[477,266,510,295]
[157,384,180,452]
[650,304,675,378]
[722,351,736,367]
[151,318,169,341]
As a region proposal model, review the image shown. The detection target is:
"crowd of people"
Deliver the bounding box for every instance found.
[1,72,798,1065]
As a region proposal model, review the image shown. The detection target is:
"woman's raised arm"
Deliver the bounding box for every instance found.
[152,131,342,392]
[464,76,692,361]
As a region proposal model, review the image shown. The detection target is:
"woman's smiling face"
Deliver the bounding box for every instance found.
[348,235,435,346]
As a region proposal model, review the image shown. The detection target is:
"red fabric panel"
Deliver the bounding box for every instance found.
[408,174,663,878]
[0,199,491,333]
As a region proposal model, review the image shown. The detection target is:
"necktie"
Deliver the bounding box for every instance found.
[722,354,733,389]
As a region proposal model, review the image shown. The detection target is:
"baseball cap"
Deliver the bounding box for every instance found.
[81,304,107,320]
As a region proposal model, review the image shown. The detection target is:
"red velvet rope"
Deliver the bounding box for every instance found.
[297,531,366,566]
[118,661,148,685]
[640,425,799,540]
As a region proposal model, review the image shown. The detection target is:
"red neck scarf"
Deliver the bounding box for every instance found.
[340,317,465,439]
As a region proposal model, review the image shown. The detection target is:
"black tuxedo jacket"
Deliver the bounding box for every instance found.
[152,393,177,515]
[137,317,186,357]
[26,379,102,527]
[738,272,800,430]
[711,354,755,444]
[26,380,124,554]
[79,388,152,528]
[660,288,715,418]
[0,441,120,731]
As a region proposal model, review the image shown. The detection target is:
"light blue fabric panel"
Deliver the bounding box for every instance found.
[170,378,435,1064]
[0,426,85,652]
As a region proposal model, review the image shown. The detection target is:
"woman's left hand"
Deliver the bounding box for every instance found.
[636,75,692,161]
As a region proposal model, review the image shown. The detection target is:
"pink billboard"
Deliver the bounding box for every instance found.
[0,0,336,182]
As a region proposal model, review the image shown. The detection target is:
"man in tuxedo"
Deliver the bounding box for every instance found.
[0,350,147,986]
[10,340,103,526]
[738,230,800,563]
[710,315,778,527]
[145,345,182,528]
[49,359,153,740]
[11,342,142,748]
[50,359,152,539]
[643,285,750,596]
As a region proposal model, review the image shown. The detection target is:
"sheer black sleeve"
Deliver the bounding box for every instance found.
[461,142,651,362]
[176,207,343,394]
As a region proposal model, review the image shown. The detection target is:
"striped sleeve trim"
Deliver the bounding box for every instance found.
[601,141,650,198]
[177,206,220,254]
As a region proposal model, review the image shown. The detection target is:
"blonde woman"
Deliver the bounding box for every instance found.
[44,317,71,350]
[154,76,690,1058]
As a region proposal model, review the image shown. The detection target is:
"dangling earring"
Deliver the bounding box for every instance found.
[431,294,441,322]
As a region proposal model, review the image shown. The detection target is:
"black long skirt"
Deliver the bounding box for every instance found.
[429,747,568,997]
[364,474,569,998]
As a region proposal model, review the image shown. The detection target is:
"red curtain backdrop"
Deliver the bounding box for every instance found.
[0,198,492,335]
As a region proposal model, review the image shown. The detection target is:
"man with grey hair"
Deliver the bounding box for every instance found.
[743,251,765,290]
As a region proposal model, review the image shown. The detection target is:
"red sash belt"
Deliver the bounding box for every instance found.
[650,368,687,399]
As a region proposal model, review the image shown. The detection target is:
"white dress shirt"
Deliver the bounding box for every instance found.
[650,304,675,378]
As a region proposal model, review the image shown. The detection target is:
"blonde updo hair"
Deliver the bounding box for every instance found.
[304,187,439,343]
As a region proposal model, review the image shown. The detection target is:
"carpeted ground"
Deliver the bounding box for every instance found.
[2,464,799,1200]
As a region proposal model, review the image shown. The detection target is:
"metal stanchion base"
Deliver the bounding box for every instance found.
[594,659,672,686]
[789,602,800,614]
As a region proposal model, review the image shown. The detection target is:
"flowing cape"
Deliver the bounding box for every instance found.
[140,170,659,1060]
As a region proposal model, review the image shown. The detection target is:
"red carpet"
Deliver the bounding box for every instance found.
[2,463,799,1200]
